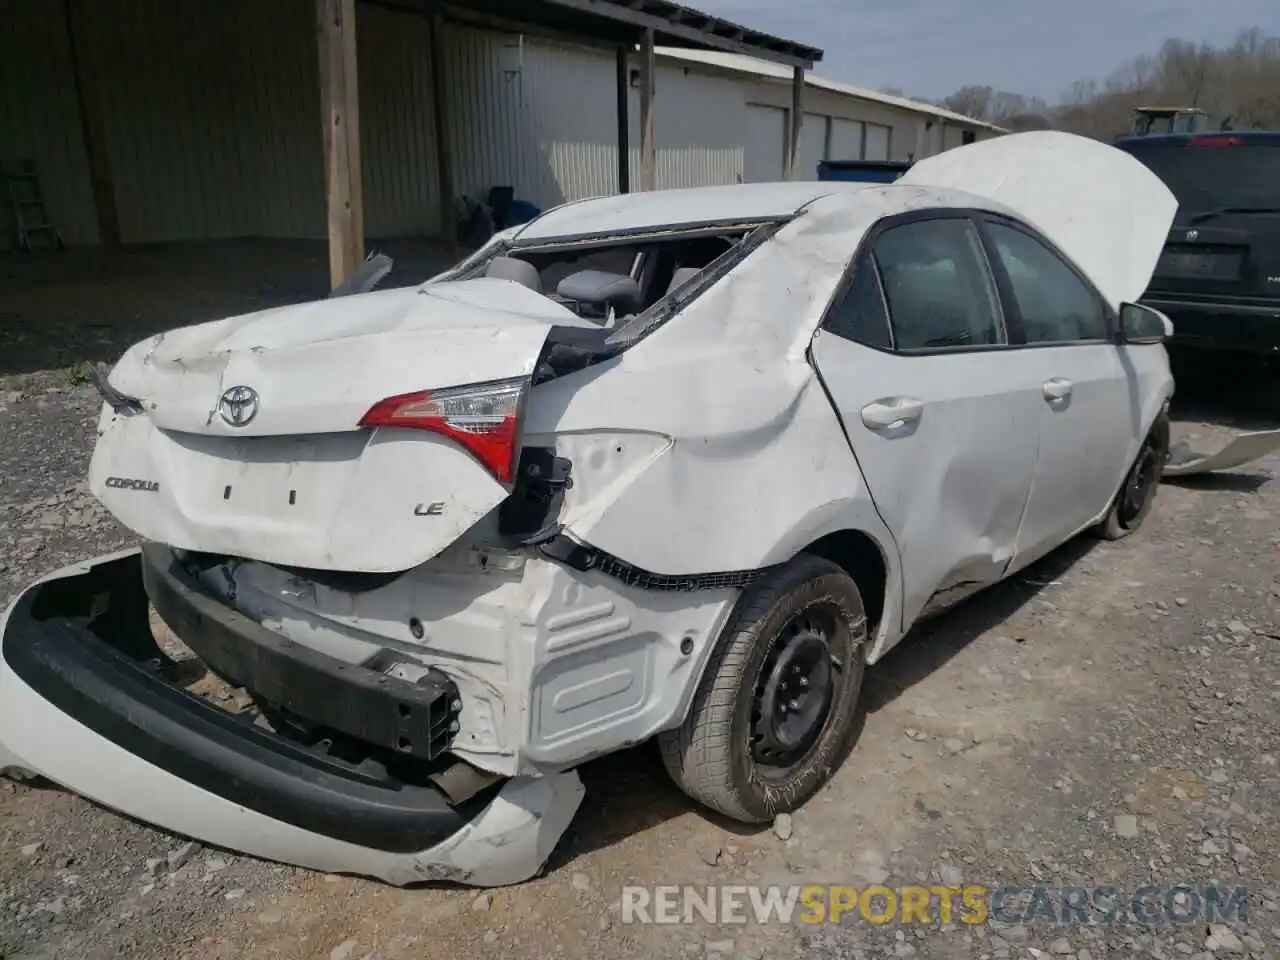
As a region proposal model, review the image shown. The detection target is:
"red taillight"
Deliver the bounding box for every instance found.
[1189,135,1243,147]
[359,377,526,484]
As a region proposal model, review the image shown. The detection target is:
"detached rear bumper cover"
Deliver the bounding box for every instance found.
[0,549,583,887]
[1163,428,1280,478]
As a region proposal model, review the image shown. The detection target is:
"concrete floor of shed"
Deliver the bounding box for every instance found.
[0,237,459,379]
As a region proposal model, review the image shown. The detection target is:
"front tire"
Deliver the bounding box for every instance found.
[1093,411,1170,541]
[658,554,868,823]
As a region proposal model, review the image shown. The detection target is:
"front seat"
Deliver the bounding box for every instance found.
[485,256,541,292]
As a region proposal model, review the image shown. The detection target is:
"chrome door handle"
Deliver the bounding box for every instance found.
[860,397,924,430]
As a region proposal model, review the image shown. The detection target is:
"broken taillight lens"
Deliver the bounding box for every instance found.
[359,377,527,484]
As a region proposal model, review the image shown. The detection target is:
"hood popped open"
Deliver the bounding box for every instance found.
[89,278,588,573]
[900,130,1178,309]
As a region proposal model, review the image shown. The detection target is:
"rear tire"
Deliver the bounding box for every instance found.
[1093,411,1170,541]
[658,554,868,823]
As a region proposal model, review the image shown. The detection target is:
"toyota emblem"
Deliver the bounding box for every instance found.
[218,385,260,427]
[1185,229,1199,241]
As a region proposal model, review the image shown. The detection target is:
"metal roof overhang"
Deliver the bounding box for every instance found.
[366,0,823,69]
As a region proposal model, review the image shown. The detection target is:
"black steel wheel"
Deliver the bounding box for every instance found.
[1119,433,1162,525]
[659,554,869,822]
[1094,410,1170,540]
[750,608,838,772]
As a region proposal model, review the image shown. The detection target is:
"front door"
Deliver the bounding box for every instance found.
[978,217,1135,566]
[810,213,1044,627]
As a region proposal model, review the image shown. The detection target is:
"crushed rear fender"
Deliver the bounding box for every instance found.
[0,549,583,887]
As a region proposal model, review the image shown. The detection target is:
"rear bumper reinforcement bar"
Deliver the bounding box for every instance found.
[141,542,461,763]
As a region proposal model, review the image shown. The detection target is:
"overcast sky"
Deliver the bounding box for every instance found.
[692,0,1280,102]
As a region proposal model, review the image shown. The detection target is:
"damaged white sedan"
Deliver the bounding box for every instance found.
[0,132,1180,887]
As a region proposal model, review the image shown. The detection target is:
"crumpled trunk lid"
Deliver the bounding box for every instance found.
[89,278,585,572]
[109,279,574,435]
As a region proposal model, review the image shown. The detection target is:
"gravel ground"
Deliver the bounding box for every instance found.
[1,358,1278,960]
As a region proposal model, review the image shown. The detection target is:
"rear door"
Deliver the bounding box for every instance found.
[810,212,1043,626]
[977,215,1135,564]
[1117,135,1280,303]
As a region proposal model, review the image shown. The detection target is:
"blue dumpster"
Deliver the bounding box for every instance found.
[817,160,912,183]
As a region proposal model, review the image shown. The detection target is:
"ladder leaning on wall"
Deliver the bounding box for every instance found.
[2,159,64,251]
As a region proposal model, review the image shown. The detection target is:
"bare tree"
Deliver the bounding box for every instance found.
[1157,38,1214,105]
[938,26,1280,139]
[939,85,995,121]
[938,85,1051,126]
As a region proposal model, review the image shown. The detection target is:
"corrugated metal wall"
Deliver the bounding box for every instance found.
[0,5,748,247]
[742,82,944,163]
[0,0,98,246]
[744,105,787,182]
[0,0,451,245]
[0,1,991,249]
[865,123,892,160]
[650,59,745,190]
[79,0,323,242]
[514,40,621,204]
[358,7,442,238]
[516,39,744,203]
[78,0,450,243]
[830,118,864,160]
[796,113,827,180]
[440,29,529,207]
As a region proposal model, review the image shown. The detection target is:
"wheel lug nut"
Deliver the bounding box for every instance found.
[788,698,800,710]
[797,677,808,688]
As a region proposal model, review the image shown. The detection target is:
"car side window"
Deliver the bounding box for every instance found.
[985,222,1109,343]
[824,253,893,350]
[872,218,1004,350]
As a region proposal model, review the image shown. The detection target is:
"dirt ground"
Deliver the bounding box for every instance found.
[0,339,1278,959]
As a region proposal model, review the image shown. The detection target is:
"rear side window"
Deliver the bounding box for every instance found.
[986,223,1108,343]
[872,219,1004,350]
[824,254,893,350]
[1118,140,1280,214]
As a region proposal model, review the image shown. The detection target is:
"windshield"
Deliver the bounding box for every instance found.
[1117,140,1280,217]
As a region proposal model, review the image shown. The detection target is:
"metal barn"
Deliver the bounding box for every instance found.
[0,0,996,377]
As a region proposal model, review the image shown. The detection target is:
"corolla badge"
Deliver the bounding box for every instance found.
[218,385,260,427]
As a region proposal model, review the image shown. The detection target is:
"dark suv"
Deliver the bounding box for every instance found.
[1114,131,1280,354]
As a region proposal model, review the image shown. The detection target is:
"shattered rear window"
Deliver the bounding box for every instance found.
[439,216,791,344]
